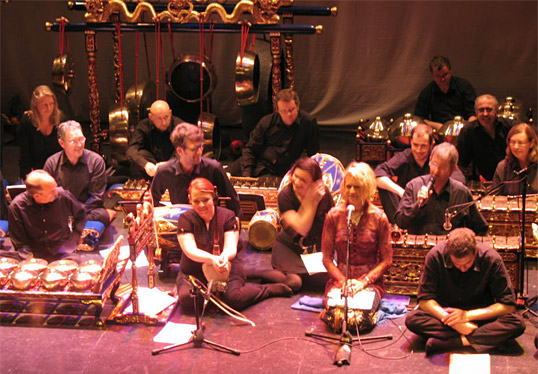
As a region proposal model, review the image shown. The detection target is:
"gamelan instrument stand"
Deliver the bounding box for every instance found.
[305,205,392,366]
[152,276,240,356]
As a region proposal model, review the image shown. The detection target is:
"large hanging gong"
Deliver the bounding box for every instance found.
[166,54,217,103]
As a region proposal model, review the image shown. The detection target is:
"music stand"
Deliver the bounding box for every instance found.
[152,276,240,356]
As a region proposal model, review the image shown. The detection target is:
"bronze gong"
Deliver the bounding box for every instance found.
[235,51,260,107]
[167,54,217,103]
[52,54,75,94]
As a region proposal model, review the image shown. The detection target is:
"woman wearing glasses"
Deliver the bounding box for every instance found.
[17,85,65,179]
[492,123,537,195]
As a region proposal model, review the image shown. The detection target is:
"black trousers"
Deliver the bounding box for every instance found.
[176,262,274,314]
[405,308,526,352]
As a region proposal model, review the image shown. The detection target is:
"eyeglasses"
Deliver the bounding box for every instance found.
[182,143,203,152]
[67,137,86,146]
[509,140,529,147]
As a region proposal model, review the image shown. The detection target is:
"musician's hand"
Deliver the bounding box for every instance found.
[144,162,157,177]
[212,255,229,273]
[442,307,468,326]
[417,186,432,207]
[349,279,366,295]
[451,321,478,336]
[305,180,326,204]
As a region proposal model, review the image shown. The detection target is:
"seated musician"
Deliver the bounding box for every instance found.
[6,170,86,262]
[492,123,537,195]
[151,123,241,217]
[175,178,292,313]
[405,228,525,356]
[44,120,112,226]
[394,142,488,235]
[375,123,465,223]
[321,162,392,332]
[249,158,334,292]
[126,100,184,178]
[226,89,320,177]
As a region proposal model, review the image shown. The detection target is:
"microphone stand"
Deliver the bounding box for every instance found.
[305,208,392,366]
[152,277,240,356]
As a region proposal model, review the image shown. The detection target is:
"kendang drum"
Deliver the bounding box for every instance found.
[248,209,280,250]
[278,153,345,205]
[320,287,378,333]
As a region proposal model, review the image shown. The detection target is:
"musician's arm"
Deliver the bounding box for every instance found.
[221,230,239,262]
[177,232,217,265]
[321,212,346,287]
[281,181,326,237]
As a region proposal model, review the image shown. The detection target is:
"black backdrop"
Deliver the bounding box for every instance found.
[1,1,536,128]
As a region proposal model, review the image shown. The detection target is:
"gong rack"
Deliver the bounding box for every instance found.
[46,0,337,153]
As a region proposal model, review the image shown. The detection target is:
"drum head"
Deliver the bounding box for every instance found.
[278,153,345,205]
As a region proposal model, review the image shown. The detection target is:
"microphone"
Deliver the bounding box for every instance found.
[418,177,435,206]
[443,211,453,231]
[347,204,355,225]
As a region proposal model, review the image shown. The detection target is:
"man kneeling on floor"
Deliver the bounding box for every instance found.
[405,227,525,355]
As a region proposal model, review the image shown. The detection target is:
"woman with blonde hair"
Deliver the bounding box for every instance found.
[17,85,64,179]
[492,123,537,195]
[321,162,393,333]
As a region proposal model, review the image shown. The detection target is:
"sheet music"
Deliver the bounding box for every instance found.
[449,354,490,374]
[300,252,327,275]
[99,245,149,269]
[153,322,197,344]
[124,287,177,316]
[326,288,376,310]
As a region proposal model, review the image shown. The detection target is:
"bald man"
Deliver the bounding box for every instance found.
[127,100,184,178]
[7,170,86,261]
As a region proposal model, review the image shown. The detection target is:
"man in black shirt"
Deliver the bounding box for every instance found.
[7,170,86,261]
[415,56,476,131]
[457,94,512,181]
[394,142,488,235]
[228,89,319,177]
[44,121,111,226]
[151,123,241,216]
[375,124,465,223]
[405,228,525,355]
[127,100,183,178]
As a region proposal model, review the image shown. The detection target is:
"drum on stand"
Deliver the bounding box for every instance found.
[248,209,280,250]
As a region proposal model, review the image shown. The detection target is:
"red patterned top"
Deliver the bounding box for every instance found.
[321,201,393,298]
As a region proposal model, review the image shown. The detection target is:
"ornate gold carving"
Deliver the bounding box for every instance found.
[83,0,286,25]
[85,30,101,153]
[270,33,281,107]
[85,0,157,23]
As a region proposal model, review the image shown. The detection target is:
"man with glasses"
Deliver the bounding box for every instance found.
[415,56,476,131]
[6,170,86,261]
[374,124,465,223]
[227,89,320,177]
[151,123,241,216]
[394,142,487,235]
[44,121,111,226]
[457,94,513,181]
[127,100,184,178]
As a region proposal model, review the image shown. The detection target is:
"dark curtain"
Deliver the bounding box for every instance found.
[1,1,536,127]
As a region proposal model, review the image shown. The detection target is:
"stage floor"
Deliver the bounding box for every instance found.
[1,209,537,374]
